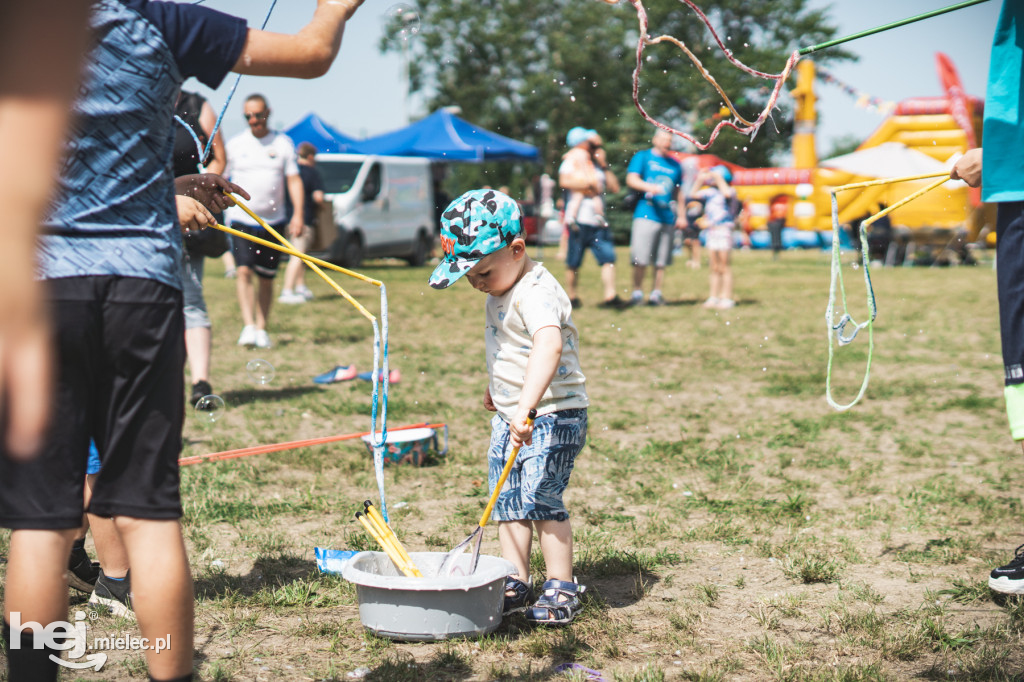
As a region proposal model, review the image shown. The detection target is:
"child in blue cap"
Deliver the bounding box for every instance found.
[430,189,589,625]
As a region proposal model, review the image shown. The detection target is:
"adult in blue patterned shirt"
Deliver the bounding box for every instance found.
[0,2,364,681]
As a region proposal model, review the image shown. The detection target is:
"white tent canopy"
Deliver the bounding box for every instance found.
[820,142,949,178]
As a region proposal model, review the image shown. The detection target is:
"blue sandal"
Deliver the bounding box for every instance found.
[525,579,586,626]
[503,576,532,615]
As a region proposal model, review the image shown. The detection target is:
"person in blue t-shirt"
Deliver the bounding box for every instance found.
[625,130,687,306]
[949,0,1024,598]
[0,2,365,681]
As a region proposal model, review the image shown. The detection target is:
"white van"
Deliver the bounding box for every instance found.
[313,154,436,267]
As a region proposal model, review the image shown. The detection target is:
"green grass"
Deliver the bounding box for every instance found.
[0,248,1020,680]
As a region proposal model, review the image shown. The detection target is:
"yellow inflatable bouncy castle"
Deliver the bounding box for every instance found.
[675,55,991,243]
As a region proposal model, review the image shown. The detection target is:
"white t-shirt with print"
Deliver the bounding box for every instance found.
[485,263,589,422]
[224,129,299,225]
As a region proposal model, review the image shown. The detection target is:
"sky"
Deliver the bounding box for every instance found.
[189,0,1001,160]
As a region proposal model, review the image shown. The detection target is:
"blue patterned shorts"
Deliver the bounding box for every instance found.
[487,408,588,522]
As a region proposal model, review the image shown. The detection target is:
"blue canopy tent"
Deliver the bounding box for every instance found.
[284,113,355,154]
[347,109,540,162]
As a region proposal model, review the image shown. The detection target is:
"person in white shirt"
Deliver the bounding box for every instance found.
[224,94,304,349]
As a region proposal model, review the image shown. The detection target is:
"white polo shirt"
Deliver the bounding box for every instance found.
[224,129,299,225]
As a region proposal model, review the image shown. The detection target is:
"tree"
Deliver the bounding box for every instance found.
[382,0,853,190]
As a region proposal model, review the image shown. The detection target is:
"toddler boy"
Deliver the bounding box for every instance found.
[429,189,589,625]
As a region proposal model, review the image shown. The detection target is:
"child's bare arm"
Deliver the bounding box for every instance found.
[510,326,562,447]
[175,196,215,233]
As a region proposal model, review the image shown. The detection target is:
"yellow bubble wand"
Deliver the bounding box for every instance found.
[214,193,396,520]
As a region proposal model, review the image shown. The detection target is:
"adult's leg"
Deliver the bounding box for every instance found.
[182,255,211,384]
[281,228,311,293]
[652,265,666,294]
[185,327,211,382]
[589,226,620,304]
[995,202,1024,452]
[632,264,646,292]
[114,517,193,679]
[235,266,256,328]
[564,226,585,302]
[256,276,275,330]
[600,263,617,302]
[565,268,580,300]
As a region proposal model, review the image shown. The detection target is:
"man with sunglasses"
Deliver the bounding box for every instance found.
[224,94,304,349]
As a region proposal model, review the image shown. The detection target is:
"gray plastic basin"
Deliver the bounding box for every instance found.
[342,551,515,641]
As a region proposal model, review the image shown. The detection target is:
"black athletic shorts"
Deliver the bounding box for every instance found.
[231,221,284,278]
[0,276,185,529]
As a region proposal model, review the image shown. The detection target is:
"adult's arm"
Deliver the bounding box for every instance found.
[232,0,365,79]
[0,1,89,460]
[198,100,226,175]
[287,173,306,237]
[626,172,665,196]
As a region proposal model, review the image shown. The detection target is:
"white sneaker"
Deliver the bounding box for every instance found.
[254,329,272,349]
[237,325,257,346]
[648,290,665,306]
[630,289,644,306]
[702,297,720,309]
[278,290,306,304]
[716,298,736,309]
[296,285,314,301]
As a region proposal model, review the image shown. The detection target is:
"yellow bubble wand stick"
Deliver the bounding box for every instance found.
[215,194,395,520]
[220,195,380,322]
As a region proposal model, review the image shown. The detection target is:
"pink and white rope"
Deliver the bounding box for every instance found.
[603,0,801,150]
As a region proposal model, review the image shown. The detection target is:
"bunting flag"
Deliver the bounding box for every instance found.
[815,67,896,115]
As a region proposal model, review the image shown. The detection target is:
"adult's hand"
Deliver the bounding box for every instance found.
[175,173,250,213]
[288,215,306,240]
[950,148,982,188]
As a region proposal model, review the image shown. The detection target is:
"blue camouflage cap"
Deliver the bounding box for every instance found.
[428,189,522,289]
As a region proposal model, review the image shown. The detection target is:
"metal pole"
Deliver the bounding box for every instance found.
[799,0,992,55]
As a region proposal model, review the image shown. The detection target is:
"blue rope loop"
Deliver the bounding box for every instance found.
[369,284,390,521]
[174,114,205,167]
[199,0,280,163]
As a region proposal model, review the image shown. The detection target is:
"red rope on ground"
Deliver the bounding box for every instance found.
[178,422,447,467]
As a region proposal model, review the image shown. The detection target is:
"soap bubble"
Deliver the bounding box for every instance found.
[246,358,275,385]
[385,4,420,43]
[194,395,225,422]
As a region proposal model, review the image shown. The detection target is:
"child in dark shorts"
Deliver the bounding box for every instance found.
[0,2,365,681]
[429,189,589,626]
